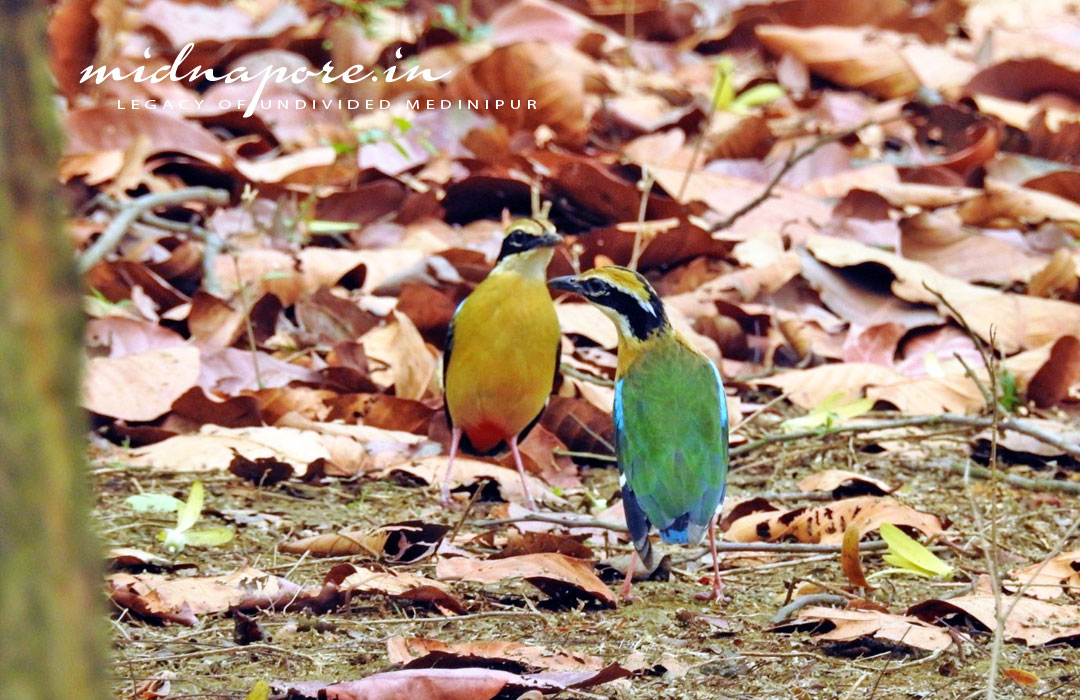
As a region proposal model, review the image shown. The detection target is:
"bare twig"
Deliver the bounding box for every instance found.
[942,461,1080,495]
[560,363,615,387]
[708,119,893,233]
[78,187,230,273]
[561,412,1080,464]
[627,169,655,271]
[730,413,1080,460]
[771,593,848,623]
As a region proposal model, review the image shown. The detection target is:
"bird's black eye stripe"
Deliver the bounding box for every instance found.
[599,287,665,340]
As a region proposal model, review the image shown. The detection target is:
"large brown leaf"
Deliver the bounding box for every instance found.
[437,553,616,607]
[107,567,302,625]
[909,592,1080,646]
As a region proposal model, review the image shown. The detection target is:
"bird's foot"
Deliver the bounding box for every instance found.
[694,580,729,604]
[619,591,641,605]
[439,488,462,509]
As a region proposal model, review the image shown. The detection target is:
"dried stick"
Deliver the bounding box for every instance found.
[942,461,1080,495]
[78,187,230,273]
[559,412,1080,465]
[708,119,894,233]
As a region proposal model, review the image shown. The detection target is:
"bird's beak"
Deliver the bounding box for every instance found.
[547,275,582,294]
[539,231,563,248]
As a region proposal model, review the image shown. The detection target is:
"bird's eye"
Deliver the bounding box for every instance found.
[507,230,528,247]
[583,278,606,295]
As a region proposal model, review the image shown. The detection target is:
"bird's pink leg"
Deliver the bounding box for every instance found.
[695,515,728,603]
[509,435,538,511]
[440,427,462,506]
[620,550,640,603]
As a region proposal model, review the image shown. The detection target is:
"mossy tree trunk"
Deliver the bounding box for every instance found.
[0,0,107,698]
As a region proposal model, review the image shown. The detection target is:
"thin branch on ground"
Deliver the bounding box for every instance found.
[942,461,1080,494]
[560,363,615,387]
[730,413,1080,460]
[78,187,230,273]
[770,593,848,623]
[708,118,898,234]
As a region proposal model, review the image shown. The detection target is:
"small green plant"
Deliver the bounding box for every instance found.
[331,0,405,38]
[157,481,235,554]
[432,3,492,42]
[712,56,785,114]
[998,368,1019,412]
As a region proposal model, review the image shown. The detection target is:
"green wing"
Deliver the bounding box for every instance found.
[615,338,728,548]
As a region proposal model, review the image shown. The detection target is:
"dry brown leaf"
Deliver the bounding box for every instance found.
[781,606,952,651]
[899,211,1046,285]
[448,42,594,146]
[1007,550,1080,600]
[908,593,1080,646]
[281,521,450,562]
[807,233,1080,352]
[323,562,464,615]
[841,525,872,589]
[556,303,618,349]
[298,247,428,296]
[83,346,200,421]
[64,107,229,167]
[1026,335,1080,407]
[437,553,615,607]
[756,363,907,408]
[119,424,421,476]
[379,456,562,506]
[106,567,302,625]
[959,179,1080,231]
[386,637,606,672]
[724,496,946,545]
[755,25,919,99]
[360,311,438,400]
[212,250,304,306]
[797,470,893,497]
[1028,248,1078,299]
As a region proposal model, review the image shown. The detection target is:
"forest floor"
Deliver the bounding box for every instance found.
[93,406,1080,700]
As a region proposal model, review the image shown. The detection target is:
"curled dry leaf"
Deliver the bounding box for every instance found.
[280,663,629,700]
[360,311,438,401]
[83,346,200,421]
[797,471,893,498]
[493,531,594,561]
[1026,335,1080,408]
[321,562,465,615]
[724,496,946,545]
[448,42,593,147]
[908,593,1080,646]
[380,456,562,506]
[1007,549,1080,600]
[281,521,450,563]
[807,233,1080,353]
[437,553,616,607]
[106,567,302,625]
[776,606,952,652]
[556,303,618,349]
[755,25,919,99]
[121,424,409,476]
[386,636,607,672]
[841,524,871,589]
